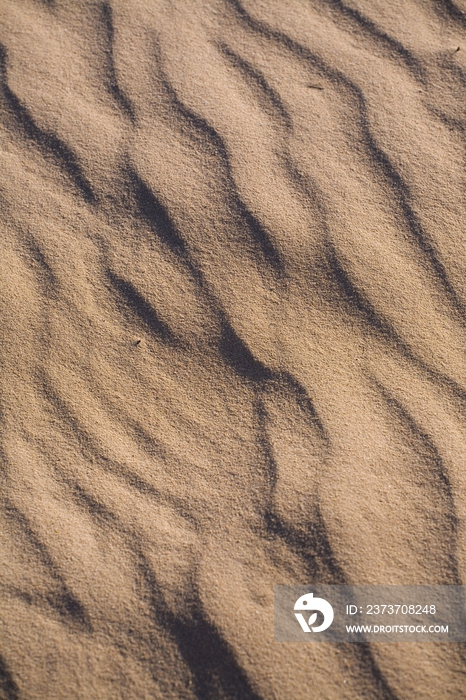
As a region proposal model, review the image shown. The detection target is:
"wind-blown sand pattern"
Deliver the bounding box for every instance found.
[1,0,466,697]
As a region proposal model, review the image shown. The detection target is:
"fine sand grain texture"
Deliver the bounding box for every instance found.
[1,0,466,698]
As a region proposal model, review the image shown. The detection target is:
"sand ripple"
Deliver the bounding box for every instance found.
[1,1,466,697]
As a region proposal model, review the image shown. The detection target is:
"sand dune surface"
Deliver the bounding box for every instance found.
[1,0,466,698]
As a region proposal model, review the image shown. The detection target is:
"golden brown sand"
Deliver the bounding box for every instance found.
[1,0,466,697]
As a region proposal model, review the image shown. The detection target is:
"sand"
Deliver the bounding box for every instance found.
[1,0,466,697]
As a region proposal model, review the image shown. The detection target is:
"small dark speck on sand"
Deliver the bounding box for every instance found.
[307,84,324,89]
[454,46,460,53]
[134,339,141,346]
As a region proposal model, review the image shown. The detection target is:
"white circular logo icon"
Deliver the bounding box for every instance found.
[294,592,334,633]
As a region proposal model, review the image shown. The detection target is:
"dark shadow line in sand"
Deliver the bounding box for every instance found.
[427,104,466,146]
[324,73,466,324]
[354,643,401,700]
[360,121,466,320]
[0,654,19,700]
[263,373,329,442]
[19,232,56,292]
[323,239,466,424]
[279,151,327,225]
[322,239,454,383]
[370,377,461,584]
[123,164,217,311]
[255,398,343,583]
[106,270,179,346]
[235,199,285,274]
[99,2,136,121]
[57,492,204,690]
[316,0,422,75]
[323,241,395,338]
[70,482,117,524]
[435,0,466,28]
[1,499,92,632]
[228,0,466,322]
[135,551,264,700]
[265,508,346,584]
[68,467,294,700]
[76,444,200,528]
[126,168,188,257]
[263,508,400,699]
[229,0,421,76]
[38,372,200,523]
[170,613,264,700]
[255,397,278,504]
[122,162,216,300]
[152,50,285,276]
[215,47,330,254]
[0,44,95,204]
[217,42,292,130]
[219,318,272,382]
[255,372,455,696]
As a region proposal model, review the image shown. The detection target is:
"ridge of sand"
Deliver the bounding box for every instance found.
[1,1,466,698]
